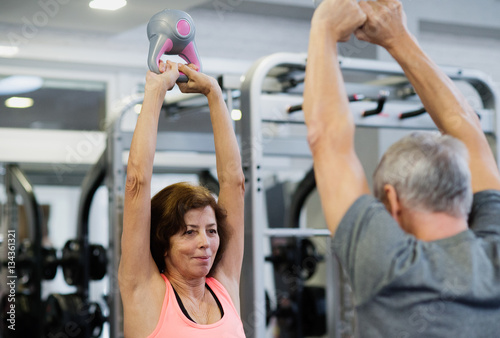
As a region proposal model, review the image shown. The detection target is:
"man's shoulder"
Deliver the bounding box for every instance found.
[338,194,385,226]
[470,190,500,233]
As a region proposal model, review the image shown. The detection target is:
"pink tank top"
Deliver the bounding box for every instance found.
[147,274,246,337]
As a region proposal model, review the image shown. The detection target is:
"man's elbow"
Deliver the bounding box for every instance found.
[307,118,354,156]
[306,111,329,153]
[307,127,325,156]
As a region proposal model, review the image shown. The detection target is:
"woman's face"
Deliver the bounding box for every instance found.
[165,205,220,279]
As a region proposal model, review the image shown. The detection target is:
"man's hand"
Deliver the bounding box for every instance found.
[313,0,366,42]
[145,60,179,93]
[177,63,219,97]
[355,0,410,50]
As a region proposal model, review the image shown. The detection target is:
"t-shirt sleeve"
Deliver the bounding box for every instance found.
[332,195,419,305]
[469,190,500,237]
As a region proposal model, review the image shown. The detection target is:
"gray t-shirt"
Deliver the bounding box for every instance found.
[333,190,500,338]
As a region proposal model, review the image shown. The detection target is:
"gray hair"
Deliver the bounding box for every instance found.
[373,131,472,218]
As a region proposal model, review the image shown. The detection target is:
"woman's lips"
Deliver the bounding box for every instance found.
[194,256,210,261]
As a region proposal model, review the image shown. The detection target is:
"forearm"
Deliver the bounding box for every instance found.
[387,34,480,138]
[206,85,244,185]
[304,23,354,146]
[127,87,166,179]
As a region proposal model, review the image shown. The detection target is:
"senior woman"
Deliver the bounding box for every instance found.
[118,60,246,337]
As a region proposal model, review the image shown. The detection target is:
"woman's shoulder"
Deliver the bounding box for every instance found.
[207,274,239,300]
[206,276,222,289]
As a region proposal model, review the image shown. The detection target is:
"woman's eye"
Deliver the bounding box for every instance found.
[209,229,217,234]
[185,230,194,235]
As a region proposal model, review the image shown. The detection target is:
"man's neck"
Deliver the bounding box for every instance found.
[404,209,468,241]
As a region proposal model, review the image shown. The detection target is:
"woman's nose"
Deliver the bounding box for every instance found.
[198,232,209,248]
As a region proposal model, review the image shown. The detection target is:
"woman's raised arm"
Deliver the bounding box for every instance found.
[177,64,245,305]
[119,61,179,289]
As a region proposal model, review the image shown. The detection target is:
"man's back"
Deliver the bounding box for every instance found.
[334,190,500,337]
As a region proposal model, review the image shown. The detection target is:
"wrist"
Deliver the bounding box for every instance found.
[205,78,222,98]
[144,86,167,105]
[310,20,344,43]
[385,32,417,57]
[144,81,168,95]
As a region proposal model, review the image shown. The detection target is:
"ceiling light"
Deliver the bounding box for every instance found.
[0,46,19,58]
[5,97,34,109]
[0,75,43,95]
[231,109,242,121]
[134,104,142,114]
[89,0,127,11]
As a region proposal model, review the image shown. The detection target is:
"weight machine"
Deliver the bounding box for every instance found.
[1,164,45,337]
[43,150,108,338]
[0,159,108,338]
[238,52,499,338]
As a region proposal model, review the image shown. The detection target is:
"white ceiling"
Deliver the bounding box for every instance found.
[2,0,499,75]
[1,0,499,119]
[0,0,318,75]
[0,0,209,34]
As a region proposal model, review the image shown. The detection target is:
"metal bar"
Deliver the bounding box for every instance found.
[263,228,331,237]
[339,57,500,164]
[107,95,144,338]
[77,150,107,240]
[326,236,341,338]
[240,52,308,338]
[119,131,216,153]
[6,164,44,337]
[75,149,107,338]
[238,52,500,338]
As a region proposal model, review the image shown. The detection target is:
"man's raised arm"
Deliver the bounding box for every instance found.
[356,0,500,192]
[303,0,370,235]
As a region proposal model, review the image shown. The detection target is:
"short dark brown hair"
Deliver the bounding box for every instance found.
[150,182,229,276]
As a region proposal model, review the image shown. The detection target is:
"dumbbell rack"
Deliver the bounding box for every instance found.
[238,52,500,338]
[1,161,108,338]
[45,148,108,338]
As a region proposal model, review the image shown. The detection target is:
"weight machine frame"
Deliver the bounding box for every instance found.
[3,164,44,337]
[238,52,499,338]
[72,149,108,338]
[1,155,108,338]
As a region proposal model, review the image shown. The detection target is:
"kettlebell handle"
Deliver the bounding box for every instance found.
[147,9,202,82]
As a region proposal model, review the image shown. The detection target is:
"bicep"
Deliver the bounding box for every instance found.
[119,173,157,286]
[445,111,500,192]
[309,122,370,235]
[468,190,500,236]
[467,138,500,193]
